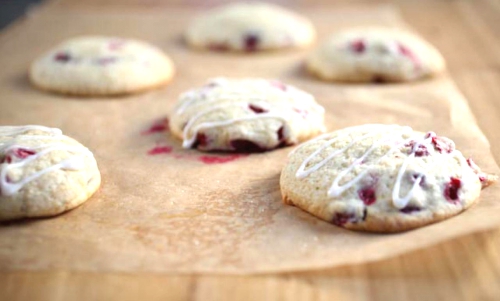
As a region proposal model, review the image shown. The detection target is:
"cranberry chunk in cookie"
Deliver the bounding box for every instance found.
[280,124,496,232]
[185,2,316,52]
[0,125,101,221]
[30,36,174,96]
[169,77,325,152]
[306,27,445,83]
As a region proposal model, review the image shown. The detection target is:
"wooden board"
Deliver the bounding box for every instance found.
[2,0,500,300]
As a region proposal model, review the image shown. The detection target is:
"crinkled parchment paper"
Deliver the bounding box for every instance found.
[0,4,498,274]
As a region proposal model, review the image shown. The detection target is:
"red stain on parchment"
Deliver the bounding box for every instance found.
[143,117,247,164]
[142,117,169,135]
[147,145,173,155]
[198,154,248,164]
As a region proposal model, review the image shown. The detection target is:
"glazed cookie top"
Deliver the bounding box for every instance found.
[306,27,446,82]
[185,2,316,52]
[281,124,495,232]
[0,126,100,220]
[169,77,326,152]
[30,36,174,95]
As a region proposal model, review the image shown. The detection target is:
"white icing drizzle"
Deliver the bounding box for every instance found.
[0,126,94,196]
[294,125,464,209]
[178,79,323,149]
[391,133,433,208]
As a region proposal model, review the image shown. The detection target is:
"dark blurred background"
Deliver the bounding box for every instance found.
[0,0,42,29]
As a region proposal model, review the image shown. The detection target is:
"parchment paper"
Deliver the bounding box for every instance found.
[0,4,499,274]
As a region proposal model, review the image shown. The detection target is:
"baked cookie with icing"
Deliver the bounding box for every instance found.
[185,2,315,52]
[306,27,445,83]
[0,126,101,221]
[280,124,496,232]
[169,77,325,152]
[30,36,174,96]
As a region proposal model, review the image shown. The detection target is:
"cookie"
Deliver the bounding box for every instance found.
[306,27,446,83]
[0,125,101,221]
[30,36,175,96]
[280,124,496,232]
[185,2,315,52]
[169,77,326,152]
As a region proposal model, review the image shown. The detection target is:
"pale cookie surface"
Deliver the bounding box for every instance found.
[0,126,101,221]
[30,36,175,96]
[185,2,316,52]
[306,27,446,83]
[169,77,326,152]
[280,124,495,232]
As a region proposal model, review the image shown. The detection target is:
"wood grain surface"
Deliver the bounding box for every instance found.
[1,0,500,300]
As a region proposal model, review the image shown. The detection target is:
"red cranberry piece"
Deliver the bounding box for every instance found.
[230,139,265,152]
[243,33,260,52]
[54,52,71,63]
[432,136,454,153]
[350,39,366,54]
[248,104,267,114]
[400,205,421,214]
[424,132,436,139]
[14,148,36,159]
[193,133,209,149]
[479,175,487,183]
[0,156,12,164]
[332,212,356,226]
[398,43,421,69]
[414,147,429,157]
[1,148,35,164]
[405,141,429,157]
[444,177,462,204]
[358,187,376,205]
